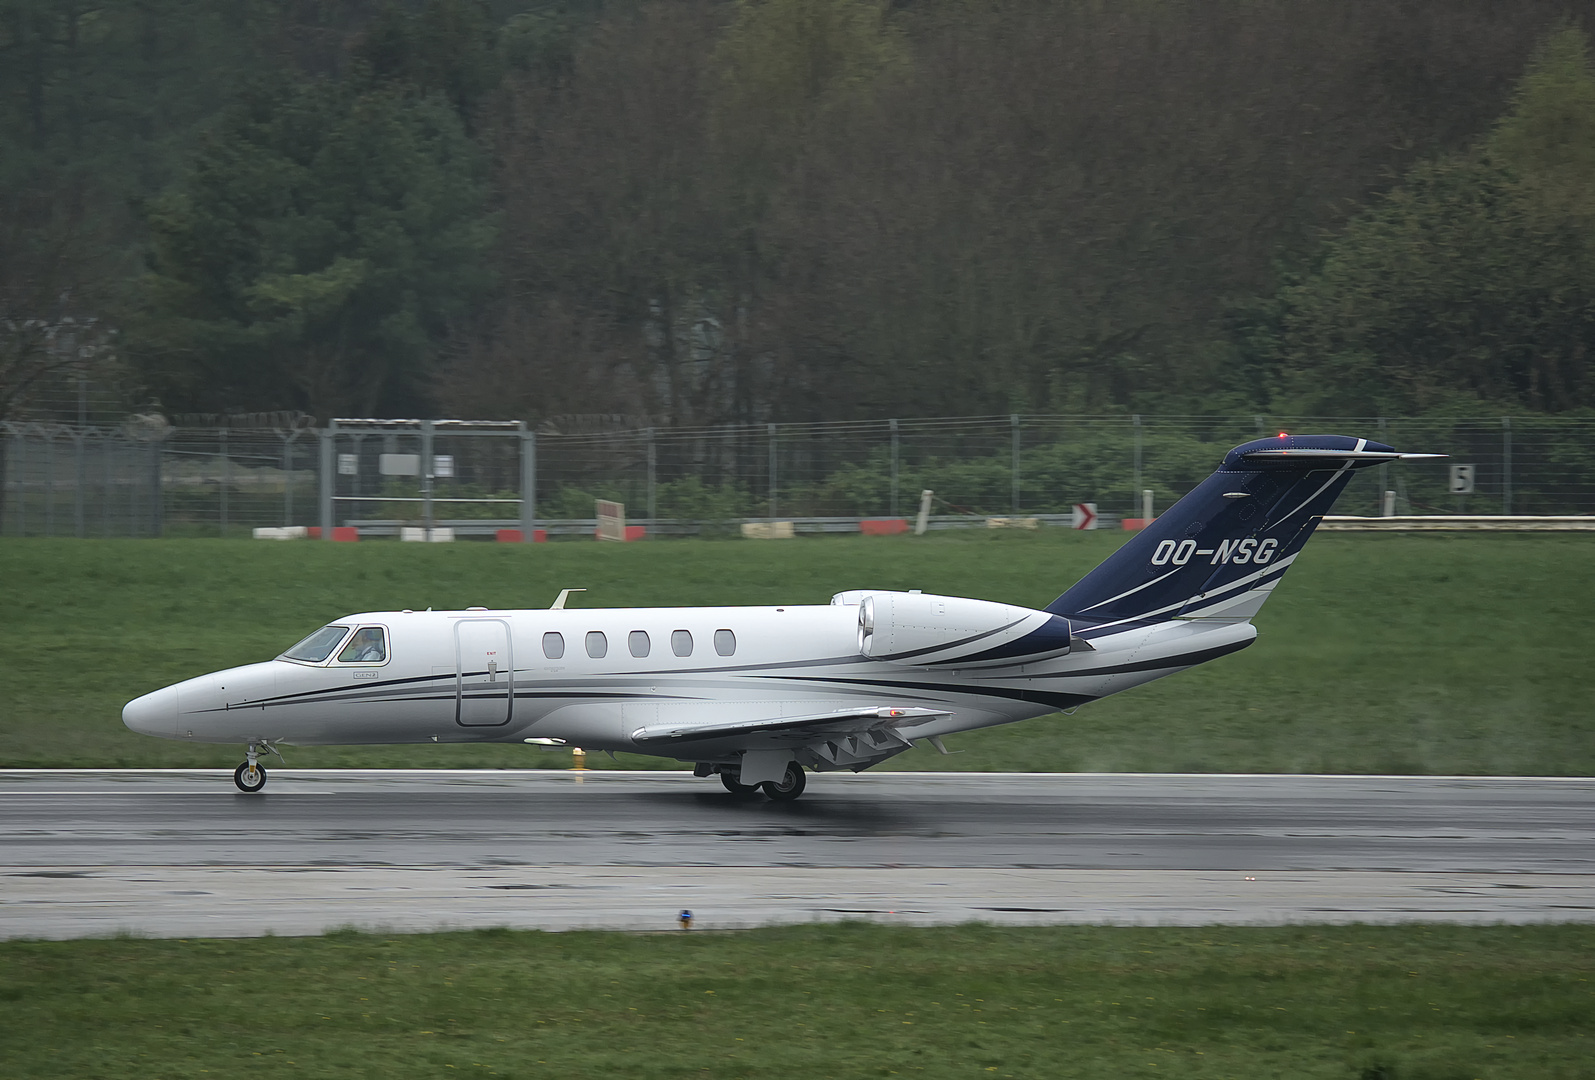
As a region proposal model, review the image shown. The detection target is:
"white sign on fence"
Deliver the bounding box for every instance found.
[379,453,420,476]
[434,454,455,478]
[1449,464,1476,494]
[400,527,455,542]
[1071,502,1098,530]
[596,499,626,541]
[337,453,359,476]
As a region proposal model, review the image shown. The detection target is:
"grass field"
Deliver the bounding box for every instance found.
[1,531,1591,774]
[2,923,1589,1079]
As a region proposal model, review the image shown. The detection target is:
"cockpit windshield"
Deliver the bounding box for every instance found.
[337,627,387,663]
[281,625,351,663]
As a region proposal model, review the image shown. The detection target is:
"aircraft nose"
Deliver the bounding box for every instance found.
[123,684,180,738]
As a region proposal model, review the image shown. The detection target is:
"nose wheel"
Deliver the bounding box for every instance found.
[234,761,267,792]
[234,742,270,792]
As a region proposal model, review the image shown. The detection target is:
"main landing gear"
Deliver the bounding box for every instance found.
[720,773,758,796]
[234,742,278,793]
[761,762,806,802]
[709,762,807,801]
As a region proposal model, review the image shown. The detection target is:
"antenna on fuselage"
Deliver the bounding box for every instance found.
[551,588,586,610]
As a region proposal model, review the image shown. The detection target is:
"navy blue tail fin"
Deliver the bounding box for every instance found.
[1048,435,1440,631]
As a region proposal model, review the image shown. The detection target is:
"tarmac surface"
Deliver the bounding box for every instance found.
[3,769,1591,938]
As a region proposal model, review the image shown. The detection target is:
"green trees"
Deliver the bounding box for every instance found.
[130,78,494,418]
[1275,28,1595,416]
[444,0,1582,427]
[3,1,1592,426]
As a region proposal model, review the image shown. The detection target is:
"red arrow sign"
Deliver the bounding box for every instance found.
[1072,503,1098,530]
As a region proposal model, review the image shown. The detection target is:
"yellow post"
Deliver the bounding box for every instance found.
[572,746,586,776]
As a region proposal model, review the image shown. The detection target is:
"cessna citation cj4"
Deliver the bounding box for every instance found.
[124,435,1439,798]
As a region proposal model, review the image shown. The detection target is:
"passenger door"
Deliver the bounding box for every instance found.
[455,619,513,726]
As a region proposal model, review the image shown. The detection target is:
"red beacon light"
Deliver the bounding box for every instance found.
[1277,431,1289,438]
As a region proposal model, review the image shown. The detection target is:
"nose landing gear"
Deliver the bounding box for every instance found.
[233,742,280,793]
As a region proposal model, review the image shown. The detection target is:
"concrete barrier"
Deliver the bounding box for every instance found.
[591,525,646,541]
[740,521,796,539]
[860,519,910,536]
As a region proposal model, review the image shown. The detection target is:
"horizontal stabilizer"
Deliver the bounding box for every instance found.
[1240,449,1447,462]
[630,705,949,745]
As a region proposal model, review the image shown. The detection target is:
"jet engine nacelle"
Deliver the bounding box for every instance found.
[830,590,1073,667]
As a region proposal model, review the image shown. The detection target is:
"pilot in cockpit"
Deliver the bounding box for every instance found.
[341,627,387,662]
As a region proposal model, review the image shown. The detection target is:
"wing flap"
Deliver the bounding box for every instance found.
[629,706,949,746]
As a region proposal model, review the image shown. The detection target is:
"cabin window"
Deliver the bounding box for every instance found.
[586,631,608,658]
[337,627,387,663]
[714,629,736,656]
[629,630,650,658]
[671,629,693,657]
[282,625,350,663]
[542,632,565,659]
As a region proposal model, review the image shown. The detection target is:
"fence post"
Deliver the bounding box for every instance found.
[520,427,536,537]
[646,426,657,522]
[123,435,132,537]
[45,431,55,537]
[1502,416,1512,515]
[1010,413,1021,514]
[280,432,294,526]
[768,422,778,519]
[219,428,230,537]
[150,440,164,538]
[1377,417,1389,512]
[14,427,23,532]
[1132,414,1142,519]
[421,418,435,535]
[102,433,113,537]
[319,423,335,539]
[73,430,85,538]
[889,418,899,518]
[0,430,8,535]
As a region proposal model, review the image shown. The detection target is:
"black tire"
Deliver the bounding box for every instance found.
[234,761,267,793]
[761,763,806,802]
[720,772,758,795]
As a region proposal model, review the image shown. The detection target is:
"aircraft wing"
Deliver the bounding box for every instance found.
[629,705,950,746]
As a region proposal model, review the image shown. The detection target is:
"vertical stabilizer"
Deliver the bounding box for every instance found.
[1048,435,1439,631]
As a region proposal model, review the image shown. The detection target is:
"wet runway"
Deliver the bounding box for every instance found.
[3,770,1591,938]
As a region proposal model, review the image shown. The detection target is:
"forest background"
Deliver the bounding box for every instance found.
[4,0,1595,432]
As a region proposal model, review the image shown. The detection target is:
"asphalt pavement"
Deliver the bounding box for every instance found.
[3,770,1590,938]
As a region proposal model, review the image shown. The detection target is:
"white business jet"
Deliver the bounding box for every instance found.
[123,435,1438,798]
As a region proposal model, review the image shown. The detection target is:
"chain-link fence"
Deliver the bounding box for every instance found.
[4,414,1593,538]
[0,421,325,538]
[536,415,1593,524]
